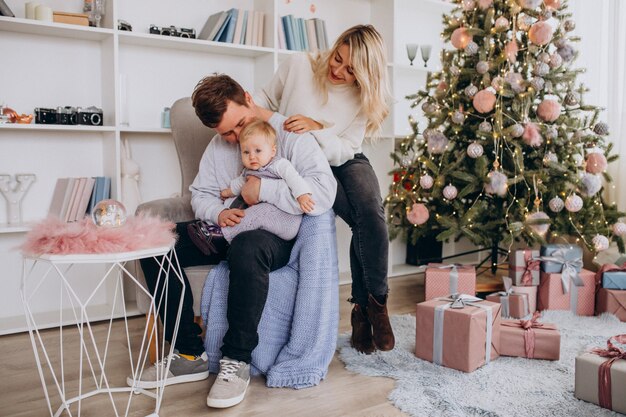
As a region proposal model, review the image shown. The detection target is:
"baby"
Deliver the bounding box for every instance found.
[188,119,314,255]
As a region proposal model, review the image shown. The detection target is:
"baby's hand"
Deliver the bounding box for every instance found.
[220,188,235,200]
[297,194,315,213]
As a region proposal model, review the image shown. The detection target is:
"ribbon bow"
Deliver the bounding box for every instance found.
[502,312,556,358]
[494,277,529,317]
[594,262,626,291]
[541,248,584,293]
[520,251,540,285]
[439,293,482,309]
[591,334,626,411]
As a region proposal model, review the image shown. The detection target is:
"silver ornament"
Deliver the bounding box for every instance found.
[491,76,504,90]
[505,72,525,93]
[563,19,576,32]
[545,126,558,140]
[592,234,610,251]
[526,211,550,237]
[549,53,563,69]
[479,121,492,132]
[533,62,550,76]
[495,16,509,31]
[476,61,490,74]
[593,122,609,136]
[572,154,584,166]
[549,196,564,212]
[92,199,127,227]
[419,174,434,189]
[422,102,437,115]
[554,38,568,48]
[541,10,552,20]
[517,0,542,9]
[485,170,508,196]
[530,77,545,91]
[462,0,476,11]
[443,184,458,200]
[613,222,626,236]
[401,156,412,167]
[543,152,558,165]
[538,52,551,64]
[557,44,576,62]
[510,124,524,138]
[427,131,449,154]
[465,84,478,98]
[565,194,583,212]
[467,142,484,158]
[451,110,465,124]
[518,14,533,31]
[564,91,580,106]
[544,81,553,93]
[464,41,479,55]
[579,172,602,197]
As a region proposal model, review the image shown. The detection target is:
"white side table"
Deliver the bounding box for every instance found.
[21,242,184,417]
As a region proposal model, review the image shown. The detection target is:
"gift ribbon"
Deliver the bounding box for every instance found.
[433,264,469,295]
[511,250,540,285]
[540,248,584,293]
[591,334,626,411]
[502,311,558,359]
[594,262,626,292]
[433,294,493,367]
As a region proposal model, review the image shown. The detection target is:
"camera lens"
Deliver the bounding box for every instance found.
[161,28,171,35]
[90,113,102,126]
[180,32,190,38]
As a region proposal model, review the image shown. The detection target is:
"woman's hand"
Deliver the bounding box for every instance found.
[283,115,323,133]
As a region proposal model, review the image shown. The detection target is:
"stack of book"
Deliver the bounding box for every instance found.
[279,15,329,52]
[48,176,111,222]
[199,8,265,46]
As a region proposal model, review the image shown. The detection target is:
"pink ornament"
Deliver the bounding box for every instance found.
[407,203,429,225]
[473,89,496,113]
[478,0,493,9]
[505,40,519,63]
[543,0,560,10]
[522,123,543,147]
[528,21,554,46]
[451,27,471,49]
[536,99,561,122]
[585,153,608,174]
[309,4,316,13]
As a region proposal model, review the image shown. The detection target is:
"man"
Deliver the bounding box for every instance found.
[129,74,336,409]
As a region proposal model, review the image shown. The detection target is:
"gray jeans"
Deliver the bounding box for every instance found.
[332,153,389,306]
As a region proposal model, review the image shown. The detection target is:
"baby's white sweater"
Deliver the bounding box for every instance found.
[254,53,366,166]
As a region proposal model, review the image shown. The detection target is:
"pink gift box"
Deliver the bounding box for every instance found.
[415,296,501,373]
[510,285,537,313]
[537,269,595,316]
[424,263,476,301]
[500,318,560,360]
[596,288,626,322]
[486,292,530,319]
[508,249,540,286]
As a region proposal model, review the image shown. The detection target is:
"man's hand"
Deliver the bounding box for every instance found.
[297,194,315,213]
[283,114,323,133]
[218,208,245,227]
[220,188,235,200]
[241,176,261,205]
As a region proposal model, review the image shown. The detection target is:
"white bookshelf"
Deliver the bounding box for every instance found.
[0,0,456,333]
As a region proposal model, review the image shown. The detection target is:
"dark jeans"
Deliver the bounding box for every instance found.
[332,153,389,307]
[140,221,294,362]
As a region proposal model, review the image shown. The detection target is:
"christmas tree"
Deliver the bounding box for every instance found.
[386,0,626,255]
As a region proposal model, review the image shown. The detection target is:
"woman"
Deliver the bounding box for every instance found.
[254,24,394,354]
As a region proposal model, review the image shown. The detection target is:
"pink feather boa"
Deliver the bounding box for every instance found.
[20,215,176,255]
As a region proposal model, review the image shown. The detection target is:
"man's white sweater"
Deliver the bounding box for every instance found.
[254,53,366,167]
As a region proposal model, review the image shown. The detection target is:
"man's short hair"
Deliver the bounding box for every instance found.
[191,74,248,128]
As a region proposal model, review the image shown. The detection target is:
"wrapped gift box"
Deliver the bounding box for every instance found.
[537,269,595,316]
[500,317,560,360]
[540,244,583,274]
[597,264,626,290]
[575,337,626,414]
[596,288,626,322]
[424,263,476,301]
[509,249,540,286]
[510,285,537,314]
[415,295,501,373]
[486,277,535,318]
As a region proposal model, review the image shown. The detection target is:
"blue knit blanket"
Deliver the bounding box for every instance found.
[200,210,339,389]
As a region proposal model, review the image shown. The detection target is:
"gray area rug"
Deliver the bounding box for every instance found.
[338,311,626,417]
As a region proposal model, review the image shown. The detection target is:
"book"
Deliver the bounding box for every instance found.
[251,11,260,46]
[294,18,303,51]
[67,178,88,222]
[218,8,237,43]
[306,19,318,51]
[199,10,228,41]
[313,18,329,50]
[282,15,295,51]
[277,16,287,50]
[320,19,329,50]
[48,178,71,219]
[89,176,105,214]
[63,178,81,222]
[212,9,233,41]
[232,9,245,44]
[74,177,96,221]
[256,11,264,47]
[53,11,89,26]
[244,9,254,46]
[298,18,309,51]
[0,0,14,17]
[238,10,248,44]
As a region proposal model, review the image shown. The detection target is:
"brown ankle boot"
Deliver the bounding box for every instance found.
[367,294,395,351]
[350,304,375,354]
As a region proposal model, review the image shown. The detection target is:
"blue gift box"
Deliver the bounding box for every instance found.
[540,244,583,274]
[602,271,626,290]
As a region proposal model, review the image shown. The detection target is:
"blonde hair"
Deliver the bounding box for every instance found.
[239,119,277,146]
[310,24,391,136]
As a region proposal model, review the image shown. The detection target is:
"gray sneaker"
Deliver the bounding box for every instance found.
[126,350,209,389]
[206,357,250,408]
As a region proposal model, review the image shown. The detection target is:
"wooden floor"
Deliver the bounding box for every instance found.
[0,272,500,417]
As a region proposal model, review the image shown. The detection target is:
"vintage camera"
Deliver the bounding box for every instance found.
[56,106,78,125]
[118,19,132,31]
[77,106,103,126]
[149,24,196,39]
[34,108,58,124]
